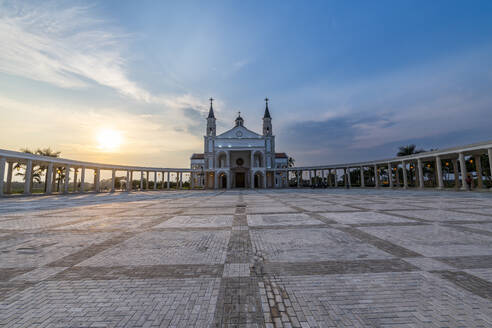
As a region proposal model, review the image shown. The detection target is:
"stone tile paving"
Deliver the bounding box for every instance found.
[77,230,230,266]
[319,211,415,225]
[360,224,492,257]
[387,209,491,222]
[0,189,491,327]
[155,215,234,229]
[247,213,324,227]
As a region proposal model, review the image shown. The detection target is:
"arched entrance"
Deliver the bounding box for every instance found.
[254,171,264,188]
[219,172,227,189]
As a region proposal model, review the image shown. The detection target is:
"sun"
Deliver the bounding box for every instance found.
[97,128,122,151]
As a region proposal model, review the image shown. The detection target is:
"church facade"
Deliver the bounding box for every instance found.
[190,99,289,189]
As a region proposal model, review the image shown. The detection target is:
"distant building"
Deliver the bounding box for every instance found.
[190,98,289,188]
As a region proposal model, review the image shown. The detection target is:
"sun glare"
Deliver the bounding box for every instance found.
[97,128,122,151]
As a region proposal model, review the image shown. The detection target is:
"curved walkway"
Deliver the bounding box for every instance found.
[1,189,491,327]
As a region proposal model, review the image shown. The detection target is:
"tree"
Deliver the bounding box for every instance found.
[14,148,61,192]
[397,144,425,157]
[396,145,427,186]
[288,157,295,168]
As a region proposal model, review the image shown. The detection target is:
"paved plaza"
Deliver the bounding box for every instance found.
[0,189,491,327]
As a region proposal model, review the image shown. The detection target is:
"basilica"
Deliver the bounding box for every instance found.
[190,99,289,189]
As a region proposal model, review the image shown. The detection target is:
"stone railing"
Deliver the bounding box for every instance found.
[0,149,198,196]
[282,140,492,190]
[1,140,491,196]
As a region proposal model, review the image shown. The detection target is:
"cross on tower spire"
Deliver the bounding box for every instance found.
[235,111,244,126]
[207,97,215,119]
[263,97,271,119]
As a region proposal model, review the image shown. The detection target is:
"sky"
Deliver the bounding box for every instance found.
[0,0,491,167]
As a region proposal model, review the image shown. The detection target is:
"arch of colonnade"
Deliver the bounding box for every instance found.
[0,140,491,196]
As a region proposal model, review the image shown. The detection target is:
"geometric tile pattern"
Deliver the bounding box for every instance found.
[0,189,491,327]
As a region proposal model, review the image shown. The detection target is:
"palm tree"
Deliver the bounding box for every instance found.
[397,144,425,157]
[397,145,426,186]
[14,148,61,192]
[36,148,61,158]
[288,157,295,168]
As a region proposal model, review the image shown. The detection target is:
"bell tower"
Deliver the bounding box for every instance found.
[207,97,216,137]
[204,97,216,170]
[263,97,272,136]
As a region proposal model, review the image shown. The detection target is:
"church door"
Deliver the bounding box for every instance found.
[220,175,227,189]
[235,172,245,188]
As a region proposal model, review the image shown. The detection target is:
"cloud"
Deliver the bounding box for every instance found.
[0,94,203,166]
[278,47,492,165]
[0,1,207,111]
[0,2,145,98]
[182,107,206,136]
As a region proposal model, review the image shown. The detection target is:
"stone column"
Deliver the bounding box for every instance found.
[80,167,85,192]
[387,163,393,188]
[343,168,348,187]
[6,162,13,194]
[436,156,444,189]
[0,157,5,196]
[417,158,424,189]
[145,171,149,190]
[179,172,183,189]
[360,167,365,187]
[309,170,312,186]
[452,159,459,188]
[488,148,492,186]
[130,171,134,191]
[167,172,170,189]
[458,152,467,191]
[395,164,400,187]
[162,172,165,189]
[52,168,58,192]
[140,171,144,190]
[347,168,352,188]
[111,169,116,192]
[296,171,300,188]
[402,161,408,189]
[191,172,195,189]
[153,171,157,190]
[334,170,338,188]
[474,155,483,189]
[24,160,32,195]
[126,170,131,191]
[73,168,78,192]
[45,162,53,194]
[374,165,379,188]
[94,168,100,192]
[64,165,70,193]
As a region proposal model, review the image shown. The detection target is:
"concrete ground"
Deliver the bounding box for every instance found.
[0,189,491,327]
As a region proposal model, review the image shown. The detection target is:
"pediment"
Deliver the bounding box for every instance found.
[217,125,262,139]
